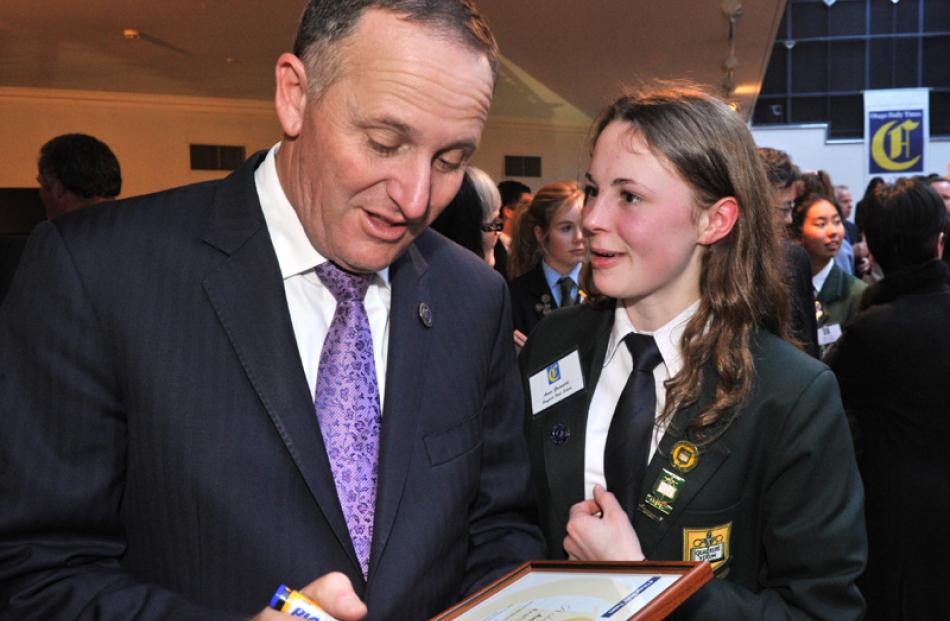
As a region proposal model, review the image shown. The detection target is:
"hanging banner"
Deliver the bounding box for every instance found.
[864,88,929,178]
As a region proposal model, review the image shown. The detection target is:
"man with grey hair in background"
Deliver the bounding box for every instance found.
[0,2,542,620]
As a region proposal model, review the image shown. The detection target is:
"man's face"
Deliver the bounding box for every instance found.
[772,184,796,226]
[278,10,494,273]
[931,180,950,215]
[836,188,853,219]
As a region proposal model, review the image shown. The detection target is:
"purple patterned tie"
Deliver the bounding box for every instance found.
[314,261,380,579]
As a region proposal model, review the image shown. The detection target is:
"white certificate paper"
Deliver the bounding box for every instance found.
[449,571,679,621]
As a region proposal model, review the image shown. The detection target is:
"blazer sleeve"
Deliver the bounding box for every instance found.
[673,369,867,620]
[460,274,544,595]
[0,223,241,621]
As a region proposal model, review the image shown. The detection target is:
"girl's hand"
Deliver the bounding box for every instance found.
[563,484,645,561]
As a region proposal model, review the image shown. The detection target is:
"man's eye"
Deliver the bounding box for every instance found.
[369,140,399,156]
[435,156,464,173]
[583,185,598,202]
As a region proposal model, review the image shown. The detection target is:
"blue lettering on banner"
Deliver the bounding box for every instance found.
[869,109,924,173]
[601,576,661,617]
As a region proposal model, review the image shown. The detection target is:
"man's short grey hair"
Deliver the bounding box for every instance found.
[293,0,499,97]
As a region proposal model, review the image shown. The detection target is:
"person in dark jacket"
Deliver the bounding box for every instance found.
[521,85,865,620]
[828,178,950,621]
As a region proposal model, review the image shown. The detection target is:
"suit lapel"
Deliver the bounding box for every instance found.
[200,154,358,571]
[368,243,431,574]
[633,367,732,556]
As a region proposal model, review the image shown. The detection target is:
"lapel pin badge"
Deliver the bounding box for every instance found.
[417,302,433,328]
[670,440,699,473]
[549,423,570,445]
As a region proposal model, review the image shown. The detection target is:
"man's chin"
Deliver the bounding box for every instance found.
[333,240,413,274]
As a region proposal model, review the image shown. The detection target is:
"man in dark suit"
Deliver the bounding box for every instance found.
[0,2,542,620]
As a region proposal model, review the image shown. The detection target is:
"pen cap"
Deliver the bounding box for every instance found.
[270,584,292,610]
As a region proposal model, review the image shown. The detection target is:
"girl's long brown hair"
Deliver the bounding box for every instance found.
[589,84,793,444]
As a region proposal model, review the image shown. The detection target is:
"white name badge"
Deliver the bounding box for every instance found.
[529,350,584,415]
[818,323,842,346]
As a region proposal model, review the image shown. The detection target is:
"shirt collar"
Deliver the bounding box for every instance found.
[812,258,834,293]
[541,260,582,291]
[255,143,389,285]
[604,299,700,378]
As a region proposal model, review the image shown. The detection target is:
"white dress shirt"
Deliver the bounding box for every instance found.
[812,258,834,295]
[254,144,392,406]
[583,300,699,499]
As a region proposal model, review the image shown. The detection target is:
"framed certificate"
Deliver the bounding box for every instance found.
[431,560,713,621]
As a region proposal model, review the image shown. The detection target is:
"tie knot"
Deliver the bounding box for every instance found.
[315,262,373,302]
[623,333,662,373]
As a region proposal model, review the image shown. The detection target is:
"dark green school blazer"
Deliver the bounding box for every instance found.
[520,303,867,620]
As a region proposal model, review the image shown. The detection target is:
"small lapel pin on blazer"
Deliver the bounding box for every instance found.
[550,423,570,445]
[670,440,699,473]
[418,302,433,328]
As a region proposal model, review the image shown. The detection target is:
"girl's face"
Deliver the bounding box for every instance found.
[535,199,584,275]
[800,199,843,263]
[582,121,706,328]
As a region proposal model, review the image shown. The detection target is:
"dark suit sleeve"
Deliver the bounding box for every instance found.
[674,370,866,620]
[0,223,240,621]
[460,275,544,594]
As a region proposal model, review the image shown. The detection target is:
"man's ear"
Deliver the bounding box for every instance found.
[937,231,945,259]
[274,53,309,138]
[697,196,739,245]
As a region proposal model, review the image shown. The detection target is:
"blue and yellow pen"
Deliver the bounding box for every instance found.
[269,584,340,620]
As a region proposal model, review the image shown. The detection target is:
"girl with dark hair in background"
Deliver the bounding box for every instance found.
[791,193,867,355]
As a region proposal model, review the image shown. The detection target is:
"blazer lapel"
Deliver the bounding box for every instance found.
[368,243,431,573]
[818,264,846,306]
[633,367,732,556]
[200,154,358,570]
[539,306,614,517]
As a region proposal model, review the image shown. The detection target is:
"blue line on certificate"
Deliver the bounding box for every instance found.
[600,575,661,618]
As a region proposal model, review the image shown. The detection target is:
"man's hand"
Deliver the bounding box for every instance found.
[250,572,367,620]
[563,484,645,562]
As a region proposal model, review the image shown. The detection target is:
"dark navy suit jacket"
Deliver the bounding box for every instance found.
[0,153,542,620]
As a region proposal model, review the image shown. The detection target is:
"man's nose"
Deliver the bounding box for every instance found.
[388,160,431,221]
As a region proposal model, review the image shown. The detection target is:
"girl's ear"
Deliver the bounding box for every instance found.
[533,225,546,245]
[697,197,739,245]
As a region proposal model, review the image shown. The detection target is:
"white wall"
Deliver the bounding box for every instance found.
[0,87,591,201]
[0,87,281,199]
[471,116,590,192]
[752,124,950,201]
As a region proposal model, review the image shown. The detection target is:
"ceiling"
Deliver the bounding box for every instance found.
[0,0,786,122]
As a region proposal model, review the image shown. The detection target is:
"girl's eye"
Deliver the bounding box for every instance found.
[583,185,598,203]
[620,190,641,204]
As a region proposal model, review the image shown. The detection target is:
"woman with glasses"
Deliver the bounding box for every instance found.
[507,181,586,349]
[431,166,502,267]
[519,85,865,619]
